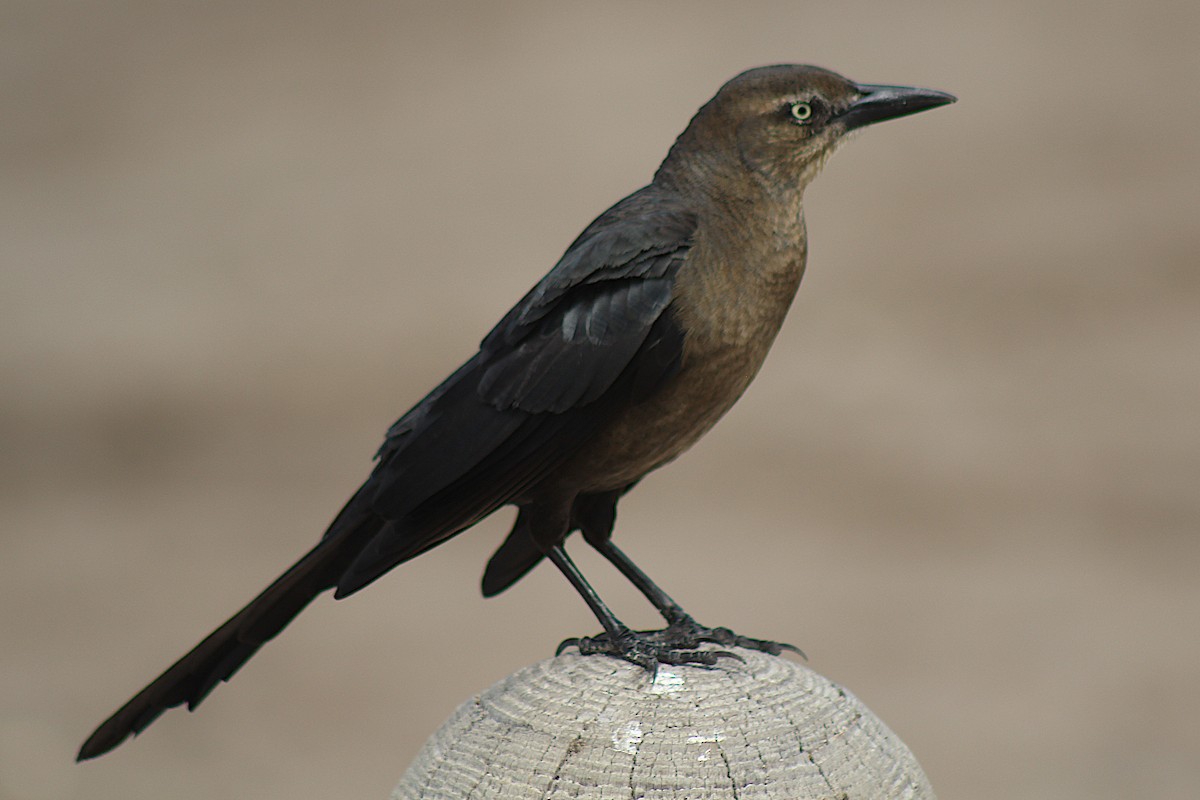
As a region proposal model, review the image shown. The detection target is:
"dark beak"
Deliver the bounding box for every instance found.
[837,83,956,131]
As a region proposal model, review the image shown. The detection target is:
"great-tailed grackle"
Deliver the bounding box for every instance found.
[78,65,953,760]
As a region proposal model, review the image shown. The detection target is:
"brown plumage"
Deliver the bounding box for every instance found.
[78,64,953,761]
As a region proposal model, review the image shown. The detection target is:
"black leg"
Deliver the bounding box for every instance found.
[546,544,731,669]
[546,544,627,641]
[589,538,805,659]
[588,538,688,624]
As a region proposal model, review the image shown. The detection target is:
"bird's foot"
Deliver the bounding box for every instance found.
[557,628,739,671]
[652,613,806,659]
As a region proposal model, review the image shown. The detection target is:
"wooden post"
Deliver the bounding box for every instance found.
[393,648,933,800]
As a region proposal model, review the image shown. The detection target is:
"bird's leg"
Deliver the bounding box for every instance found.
[586,538,687,625]
[590,538,804,659]
[546,544,733,669]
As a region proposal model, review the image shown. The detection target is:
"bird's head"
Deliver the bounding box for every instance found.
[657,64,955,198]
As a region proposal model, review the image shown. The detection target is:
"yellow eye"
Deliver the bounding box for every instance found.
[789,102,813,122]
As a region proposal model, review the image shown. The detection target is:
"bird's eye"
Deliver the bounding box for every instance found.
[789,102,813,123]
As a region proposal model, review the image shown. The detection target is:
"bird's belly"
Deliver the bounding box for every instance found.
[546,242,805,498]
[552,344,765,493]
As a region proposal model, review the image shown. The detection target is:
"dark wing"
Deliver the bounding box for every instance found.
[476,205,694,413]
[333,191,695,596]
[78,190,696,760]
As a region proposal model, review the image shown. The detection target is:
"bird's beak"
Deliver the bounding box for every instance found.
[837,83,956,131]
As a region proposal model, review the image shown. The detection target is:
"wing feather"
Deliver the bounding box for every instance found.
[334,189,695,596]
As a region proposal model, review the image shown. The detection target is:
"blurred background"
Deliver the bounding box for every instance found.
[3,2,1198,799]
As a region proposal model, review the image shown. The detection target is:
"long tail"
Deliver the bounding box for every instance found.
[77,496,377,761]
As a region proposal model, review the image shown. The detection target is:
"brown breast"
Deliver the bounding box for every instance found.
[547,214,807,495]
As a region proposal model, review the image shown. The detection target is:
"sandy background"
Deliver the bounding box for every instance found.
[3,2,1198,799]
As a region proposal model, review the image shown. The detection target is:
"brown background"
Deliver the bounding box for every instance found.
[3,2,1198,799]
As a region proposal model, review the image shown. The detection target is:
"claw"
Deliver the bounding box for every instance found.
[557,620,801,670]
[655,620,803,660]
[555,629,732,671]
[714,649,745,664]
[775,641,807,660]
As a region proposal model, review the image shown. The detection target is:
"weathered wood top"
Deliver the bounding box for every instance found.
[393,648,933,800]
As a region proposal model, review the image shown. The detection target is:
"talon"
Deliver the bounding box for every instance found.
[556,627,738,671]
[775,642,807,660]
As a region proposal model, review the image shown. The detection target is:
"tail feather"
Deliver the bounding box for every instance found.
[77,499,377,761]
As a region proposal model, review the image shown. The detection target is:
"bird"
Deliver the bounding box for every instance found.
[77,64,954,761]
